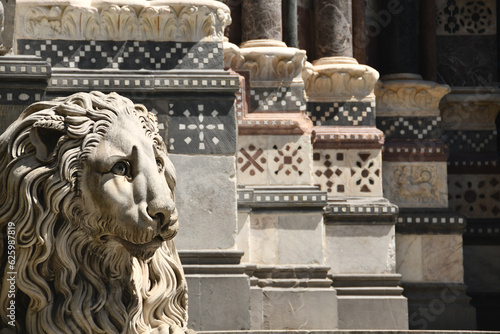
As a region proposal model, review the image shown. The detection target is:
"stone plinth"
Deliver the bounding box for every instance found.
[180,250,251,331]
[333,274,409,330]
[247,266,338,330]
[375,74,477,330]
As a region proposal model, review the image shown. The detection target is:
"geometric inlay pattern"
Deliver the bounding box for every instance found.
[307,101,375,126]
[237,135,312,186]
[436,0,496,35]
[271,143,304,177]
[350,151,382,195]
[0,90,44,105]
[377,116,442,139]
[448,174,500,219]
[156,98,235,154]
[313,149,382,197]
[18,40,223,70]
[442,130,498,153]
[249,86,306,112]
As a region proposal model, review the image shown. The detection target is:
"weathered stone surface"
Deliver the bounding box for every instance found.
[336,296,409,329]
[248,213,324,265]
[397,234,464,283]
[325,224,396,274]
[171,154,237,250]
[258,288,338,329]
[186,274,251,331]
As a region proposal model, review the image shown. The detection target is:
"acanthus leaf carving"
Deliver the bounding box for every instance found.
[61,6,99,40]
[21,6,64,39]
[139,6,177,41]
[440,88,500,131]
[302,57,379,101]
[226,40,306,83]
[375,74,451,117]
[16,1,231,42]
[100,5,140,41]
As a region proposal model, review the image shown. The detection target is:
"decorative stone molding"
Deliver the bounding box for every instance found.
[225,39,306,84]
[440,87,500,131]
[383,162,448,208]
[376,73,451,117]
[15,0,231,42]
[312,126,384,149]
[302,57,379,101]
[382,140,449,162]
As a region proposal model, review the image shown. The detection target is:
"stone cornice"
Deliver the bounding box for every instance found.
[302,57,380,101]
[312,126,385,149]
[440,87,500,131]
[224,40,306,84]
[375,73,451,117]
[15,0,231,42]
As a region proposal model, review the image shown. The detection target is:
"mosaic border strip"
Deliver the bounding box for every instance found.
[18,40,224,70]
[48,72,239,91]
[307,101,375,126]
[237,186,328,209]
[377,116,442,140]
[442,130,498,153]
[395,210,466,234]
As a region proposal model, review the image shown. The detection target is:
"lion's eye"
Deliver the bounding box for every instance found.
[111,161,131,177]
[156,158,164,173]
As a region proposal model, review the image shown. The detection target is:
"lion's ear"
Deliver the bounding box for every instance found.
[30,120,66,163]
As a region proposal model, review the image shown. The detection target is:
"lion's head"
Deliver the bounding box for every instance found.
[0,92,189,333]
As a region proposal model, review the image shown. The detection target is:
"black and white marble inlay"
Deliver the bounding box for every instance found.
[249,86,306,112]
[149,98,236,155]
[307,101,375,126]
[442,130,498,153]
[377,116,442,139]
[18,40,224,70]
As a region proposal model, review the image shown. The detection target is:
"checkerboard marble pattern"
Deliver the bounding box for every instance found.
[18,40,223,70]
[377,116,442,139]
[307,101,375,126]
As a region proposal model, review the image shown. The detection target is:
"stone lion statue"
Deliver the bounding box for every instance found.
[0,92,191,334]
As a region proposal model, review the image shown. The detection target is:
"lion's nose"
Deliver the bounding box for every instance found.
[147,198,175,229]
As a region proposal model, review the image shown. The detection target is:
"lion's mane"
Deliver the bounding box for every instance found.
[0,92,188,333]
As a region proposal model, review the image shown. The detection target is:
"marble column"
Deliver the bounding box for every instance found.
[352,0,366,64]
[283,0,298,47]
[241,0,282,42]
[378,0,418,75]
[314,0,353,59]
[419,0,437,81]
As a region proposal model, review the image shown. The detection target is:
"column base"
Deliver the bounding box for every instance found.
[403,282,476,330]
[332,274,409,330]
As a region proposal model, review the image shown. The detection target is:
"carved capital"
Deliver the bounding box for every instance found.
[440,87,500,131]
[225,39,306,84]
[16,0,231,42]
[302,57,379,101]
[376,74,451,117]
